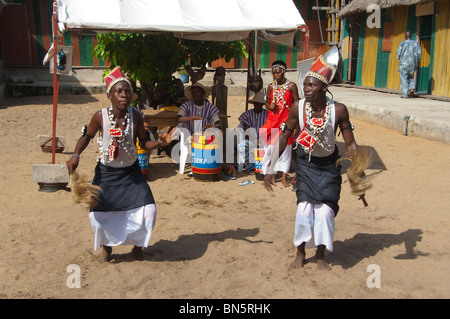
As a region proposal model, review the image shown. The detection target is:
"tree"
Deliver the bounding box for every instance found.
[93,32,248,109]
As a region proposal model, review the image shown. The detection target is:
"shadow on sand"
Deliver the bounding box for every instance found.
[327,229,427,269]
[110,228,272,263]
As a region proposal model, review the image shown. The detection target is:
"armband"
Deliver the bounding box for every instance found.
[280,122,294,133]
[81,125,95,139]
[338,121,354,136]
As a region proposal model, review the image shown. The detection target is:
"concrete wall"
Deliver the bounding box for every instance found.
[4,66,107,97]
[3,66,303,97]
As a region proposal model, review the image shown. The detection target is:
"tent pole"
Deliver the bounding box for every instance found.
[254,30,259,71]
[51,0,59,164]
[301,26,310,60]
[245,31,254,112]
[297,26,310,60]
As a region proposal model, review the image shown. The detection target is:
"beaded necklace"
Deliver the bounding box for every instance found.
[297,98,332,160]
[305,98,331,137]
[97,107,136,162]
[272,80,290,114]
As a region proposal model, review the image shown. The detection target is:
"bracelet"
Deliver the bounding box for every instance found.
[158,137,168,146]
[71,154,80,159]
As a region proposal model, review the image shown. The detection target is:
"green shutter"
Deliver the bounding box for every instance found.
[355,17,366,86]
[374,11,390,88]
[79,35,93,66]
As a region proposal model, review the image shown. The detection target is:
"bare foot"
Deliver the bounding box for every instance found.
[132,246,144,261]
[315,245,331,270]
[98,245,112,262]
[289,245,306,268]
[281,173,290,187]
[290,254,305,268]
[316,258,332,271]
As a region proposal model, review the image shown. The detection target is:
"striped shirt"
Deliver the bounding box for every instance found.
[238,109,268,138]
[178,100,220,134]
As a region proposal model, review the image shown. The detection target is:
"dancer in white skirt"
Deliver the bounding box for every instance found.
[66,67,171,262]
[263,52,368,270]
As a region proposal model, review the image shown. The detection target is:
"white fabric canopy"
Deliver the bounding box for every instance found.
[57,0,306,41]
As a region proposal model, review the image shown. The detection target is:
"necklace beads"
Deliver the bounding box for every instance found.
[98,107,136,162]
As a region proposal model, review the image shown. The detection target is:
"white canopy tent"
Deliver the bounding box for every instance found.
[48,0,309,162]
[56,0,306,42]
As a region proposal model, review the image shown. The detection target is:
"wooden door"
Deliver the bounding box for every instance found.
[0,4,32,65]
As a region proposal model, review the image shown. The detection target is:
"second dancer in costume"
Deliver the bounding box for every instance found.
[260,60,299,187]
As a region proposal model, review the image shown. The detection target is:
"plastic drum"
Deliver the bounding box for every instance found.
[136,141,149,175]
[191,132,222,181]
[254,147,265,180]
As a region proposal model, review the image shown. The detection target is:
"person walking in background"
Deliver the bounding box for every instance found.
[397,31,422,98]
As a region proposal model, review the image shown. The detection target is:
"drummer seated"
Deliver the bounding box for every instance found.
[237,91,268,173]
[176,82,222,135]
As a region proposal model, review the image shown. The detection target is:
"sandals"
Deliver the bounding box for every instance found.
[222,174,237,180]
[238,179,255,186]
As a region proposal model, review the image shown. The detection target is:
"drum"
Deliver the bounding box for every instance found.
[254,147,265,181]
[136,141,149,175]
[191,132,222,181]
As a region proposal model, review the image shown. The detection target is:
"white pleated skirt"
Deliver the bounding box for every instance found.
[89,203,157,251]
[262,143,292,174]
[293,201,335,252]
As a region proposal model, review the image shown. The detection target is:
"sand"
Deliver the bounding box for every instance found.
[0,92,449,299]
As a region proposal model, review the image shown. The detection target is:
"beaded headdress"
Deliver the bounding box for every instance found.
[305,56,335,85]
[104,66,137,101]
[105,66,132,93]
[272,64,286,71]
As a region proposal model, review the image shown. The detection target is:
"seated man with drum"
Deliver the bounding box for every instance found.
[176,82,221,134]
[237,90,268,173]
[176,82,223,181]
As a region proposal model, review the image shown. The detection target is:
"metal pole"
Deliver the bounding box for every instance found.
[300,26,310,60]
[51,0,58,164]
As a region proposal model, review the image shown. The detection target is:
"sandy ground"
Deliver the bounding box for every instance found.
[0,92,449,300]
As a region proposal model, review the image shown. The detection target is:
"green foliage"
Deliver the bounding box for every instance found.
[93,32,248,84]
[93,32,248,107]
[182,39,248,67]
[93,32,186,83]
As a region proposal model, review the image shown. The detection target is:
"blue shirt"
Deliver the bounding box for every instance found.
[397,40,422,72]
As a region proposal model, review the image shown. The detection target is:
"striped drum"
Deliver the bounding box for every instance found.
[254,148,265,180]
[191,132,222,181]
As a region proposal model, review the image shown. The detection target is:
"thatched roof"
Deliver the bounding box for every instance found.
[338,0,432,18]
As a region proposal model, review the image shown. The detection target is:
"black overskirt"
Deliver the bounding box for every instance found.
[295,146,342,215]
[90,160,155,212]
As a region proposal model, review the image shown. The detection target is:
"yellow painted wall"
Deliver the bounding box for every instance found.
[386,7,408,91]
[361,26,379,87]
[431,0,450,97]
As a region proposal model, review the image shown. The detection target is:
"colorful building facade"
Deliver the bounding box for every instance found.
[0,0,327,71]
[340,0,450,98]
[0,0,107,67]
